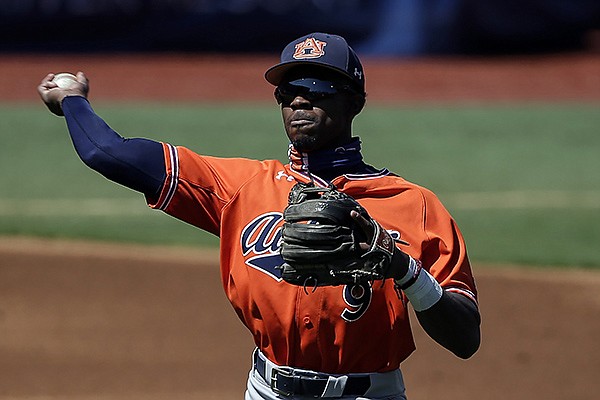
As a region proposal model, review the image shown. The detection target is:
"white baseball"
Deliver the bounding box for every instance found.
[52,73,78,89]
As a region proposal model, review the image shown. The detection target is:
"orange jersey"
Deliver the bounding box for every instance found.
[149,143,477,374]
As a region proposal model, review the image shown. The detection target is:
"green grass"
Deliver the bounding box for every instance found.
[454,208,600,267]
[358,104,600,192]
[1,102,599,267]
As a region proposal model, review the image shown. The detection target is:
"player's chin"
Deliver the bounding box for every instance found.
[290,135,318,153]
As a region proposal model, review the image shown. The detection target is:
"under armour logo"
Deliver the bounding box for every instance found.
[354,68,363,80]
[275,170,295,181]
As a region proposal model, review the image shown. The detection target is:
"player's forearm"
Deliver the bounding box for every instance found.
[415,291,481,359]
[61,96,166,196]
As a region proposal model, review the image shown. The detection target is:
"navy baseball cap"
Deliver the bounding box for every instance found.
[265,32,365,93]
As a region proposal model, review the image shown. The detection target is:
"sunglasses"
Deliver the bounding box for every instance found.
[274,78,357,105]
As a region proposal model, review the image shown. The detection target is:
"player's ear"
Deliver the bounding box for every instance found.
[348,93,366,116]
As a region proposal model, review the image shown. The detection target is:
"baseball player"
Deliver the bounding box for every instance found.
[38,32,480,399]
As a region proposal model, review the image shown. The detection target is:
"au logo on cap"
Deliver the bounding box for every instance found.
[293,38,327,60]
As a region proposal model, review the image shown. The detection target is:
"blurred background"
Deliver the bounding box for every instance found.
[1,2,600,400]
[1,0,599,266]
[1,0,599,55]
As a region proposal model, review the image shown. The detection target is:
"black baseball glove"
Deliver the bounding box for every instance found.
[279,182,396,287]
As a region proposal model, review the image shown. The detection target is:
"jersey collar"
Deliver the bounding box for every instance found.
[288,137,364,173]
[287,138,388,185]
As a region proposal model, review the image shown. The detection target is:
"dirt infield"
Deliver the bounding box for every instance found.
[1,52,599,399]
[1,237,599,400]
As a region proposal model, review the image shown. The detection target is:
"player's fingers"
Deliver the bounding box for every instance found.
[37,73,66,116]
[76,71,88,84]
[350,210,375,251]
[75,71,90,95]
[37,82,56,98]
[350,210,372,233]
[39,73,58,89]
[357,242,370,252]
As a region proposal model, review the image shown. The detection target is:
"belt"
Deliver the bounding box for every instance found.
[253,350,371,398]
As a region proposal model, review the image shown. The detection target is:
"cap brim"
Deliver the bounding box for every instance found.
[264,60,353,86]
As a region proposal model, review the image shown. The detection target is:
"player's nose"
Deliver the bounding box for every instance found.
[290,95,312,108]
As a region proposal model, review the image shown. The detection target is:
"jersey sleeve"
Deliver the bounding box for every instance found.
[418,188,478,305]
[147,143,272,236]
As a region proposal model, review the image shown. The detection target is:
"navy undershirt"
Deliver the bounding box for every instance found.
[62,96,165,197]
[287,138,379,182]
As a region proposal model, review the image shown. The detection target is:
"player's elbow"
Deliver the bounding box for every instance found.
[78,145,115,173]
[452,330,481,359]
[454,345,479,360]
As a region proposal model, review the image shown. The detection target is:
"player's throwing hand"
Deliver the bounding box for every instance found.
[37,72,89,116]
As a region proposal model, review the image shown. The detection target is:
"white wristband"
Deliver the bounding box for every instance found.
[402,268,443,311]
[394,256,421,288]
